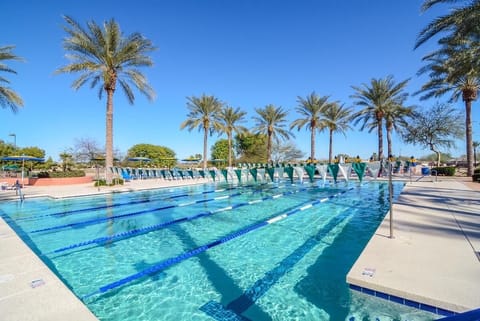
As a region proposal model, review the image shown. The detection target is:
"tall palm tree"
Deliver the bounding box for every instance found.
[416,38,479,176]
[218,106,247,167]
[252,104,293,163]
[416,0,480,176]
[383,103,415,158]
[415,0,480,50]
[0,45,24,113]
[180,94,223,169]
[351,75,410,161]
[322,102,353,163]
[290,92,331,162]
[56,16,156,184]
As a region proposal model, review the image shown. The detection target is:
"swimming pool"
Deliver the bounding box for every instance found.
[0,180,440,321]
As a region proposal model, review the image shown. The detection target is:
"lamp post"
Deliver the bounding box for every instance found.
[8,133,16,151]
[388,155,394,239]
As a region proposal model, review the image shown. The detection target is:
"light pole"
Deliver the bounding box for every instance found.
[8,133,16,152]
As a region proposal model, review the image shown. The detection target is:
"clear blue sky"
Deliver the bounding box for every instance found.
[1,0,478,162]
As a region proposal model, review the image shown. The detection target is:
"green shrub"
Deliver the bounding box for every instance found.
[474,168,480,174]
[94,179,124,187]
[37,170,86,178]
[431,167,456,176]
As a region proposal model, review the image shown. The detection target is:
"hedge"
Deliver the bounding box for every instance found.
[473,167,480,182]
[37,170,86,178]
[431,167,456,176]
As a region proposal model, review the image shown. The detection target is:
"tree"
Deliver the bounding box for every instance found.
[252,104,293,163]
[235,132,268,164]
[351,75,410,161]
[416,36,479,175]
[415,0,480,51]
[473,141,479,167]
[290,92,331,162]
[321,102,353,163]
[56,16,156,184]
[0,45,24,113]
[0,139,15,157]
[401,103,464,167]
[73,137,103,163]
[126,143,176,168]
[218,106,247,167]
[180,94,223,169]
[271,141,305,163]
[211,139,229,162]
[383,101,415,159]
[59,152,74,172]
[415,0,480,175]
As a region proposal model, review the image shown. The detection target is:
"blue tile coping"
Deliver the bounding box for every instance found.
[348,284,459,317]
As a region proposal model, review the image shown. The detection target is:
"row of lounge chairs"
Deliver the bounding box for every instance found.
[109,167,215,181]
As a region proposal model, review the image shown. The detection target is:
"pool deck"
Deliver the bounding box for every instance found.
[0,176,478,320]
[347,177,480,314]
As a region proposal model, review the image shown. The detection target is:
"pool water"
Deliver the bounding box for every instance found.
[0,181,439,321]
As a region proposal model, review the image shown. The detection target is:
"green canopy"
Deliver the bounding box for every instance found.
[328,164,339,183]
[234,169,242,183]
[284,166,294,183]
[249,168,258,182]
[221,169,228,182]
[304,165,315,183]
[352,163,367,182]
[209,170,217,181]
[266,168,275,182]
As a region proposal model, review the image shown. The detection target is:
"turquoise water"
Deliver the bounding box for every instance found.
[0,181,439,321]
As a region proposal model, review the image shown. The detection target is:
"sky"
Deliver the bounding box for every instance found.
[1,0,478,162]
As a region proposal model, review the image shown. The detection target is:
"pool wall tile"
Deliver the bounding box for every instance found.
[348,284,457,317]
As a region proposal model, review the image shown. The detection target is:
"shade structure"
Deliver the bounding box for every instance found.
[1,155,45,186]
[128,157,151,162]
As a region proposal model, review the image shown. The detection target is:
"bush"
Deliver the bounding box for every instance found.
[37,170,86,178]
[472,168,480,182]
[94,179,124,187]
[431,167,456,176]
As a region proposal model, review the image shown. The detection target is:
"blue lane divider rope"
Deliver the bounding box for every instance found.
[47,186,315,255]
[30,191,244,234]
[31,184,287,234]
[81,185,355,300]
[16,185,247,222]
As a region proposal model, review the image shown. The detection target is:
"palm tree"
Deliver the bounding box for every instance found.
[416,39,479,176]
[415,0,480,176]
[415,0,480,50]
[384,103,415,159]
[0,45,24,113]
[322,102,353,163]
[180,94,223,169]
[218,106,247,167]
[252,104,293,163]
[56,16,156,184]
[351,75,410,161]
[290,92,331,162]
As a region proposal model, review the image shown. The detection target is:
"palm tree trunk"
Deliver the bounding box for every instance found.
[310,127,315,161]
[105,89,114,184]
[377,121,384,161]
[267,132,272,163]
[228,132,232,168]
[465,100,474,176]
[386,125,393,158]
[203,127,208,170]
[329,129,333,163]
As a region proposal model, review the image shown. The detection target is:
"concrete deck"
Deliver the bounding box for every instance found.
[347,178,480,313]
[1,177,479,320]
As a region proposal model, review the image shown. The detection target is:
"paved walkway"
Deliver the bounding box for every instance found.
[347,178,480,313]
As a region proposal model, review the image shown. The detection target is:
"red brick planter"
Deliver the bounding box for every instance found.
[27,176,93,186]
